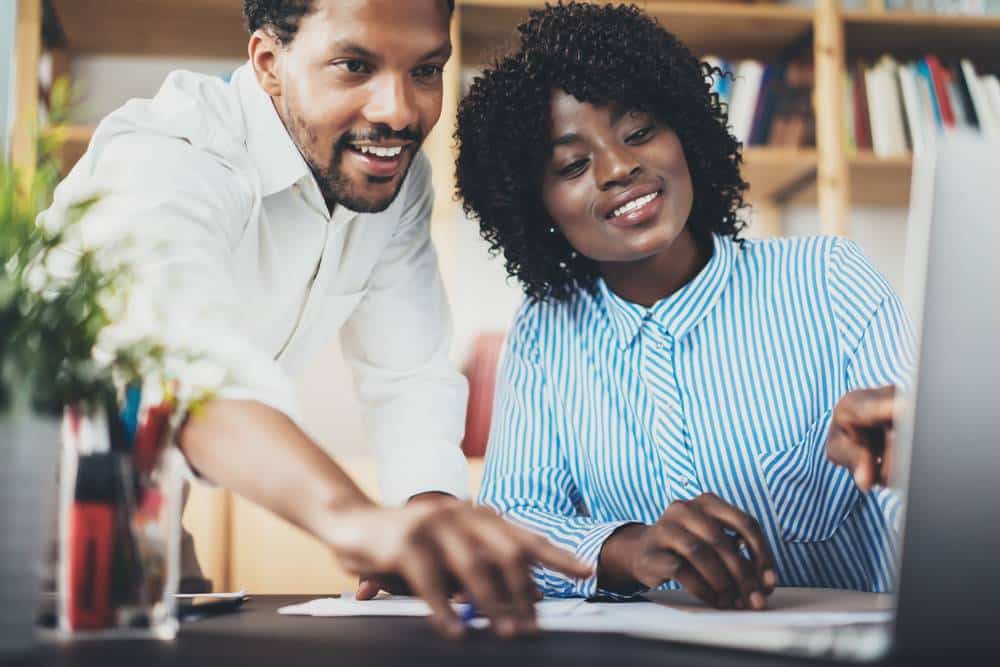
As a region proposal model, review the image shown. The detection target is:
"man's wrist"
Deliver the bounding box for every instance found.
[596,523,648,595]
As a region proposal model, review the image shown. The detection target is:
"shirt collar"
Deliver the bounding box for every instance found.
[236,63,312,197]
[599,234,737,350]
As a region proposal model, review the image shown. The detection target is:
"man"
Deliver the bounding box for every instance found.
[40,0,589,638]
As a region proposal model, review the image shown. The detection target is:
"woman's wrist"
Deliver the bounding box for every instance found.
[596,523,649,594]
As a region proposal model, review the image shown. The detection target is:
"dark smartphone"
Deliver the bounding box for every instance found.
[176,592,250,619]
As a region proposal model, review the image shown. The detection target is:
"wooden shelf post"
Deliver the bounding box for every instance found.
[12,0,41,180]
[814,0,849,236]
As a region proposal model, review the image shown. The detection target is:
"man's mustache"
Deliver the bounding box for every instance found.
[341,126,423,145]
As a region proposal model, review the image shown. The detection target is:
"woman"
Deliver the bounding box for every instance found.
[456,3,914,609]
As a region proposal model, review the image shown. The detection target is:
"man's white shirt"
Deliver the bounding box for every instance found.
[40,63,469,504]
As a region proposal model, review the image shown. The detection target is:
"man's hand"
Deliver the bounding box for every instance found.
[597,494,777,610]
[322,499,592,639]
[355,492,453,600]
[825,386,898,492]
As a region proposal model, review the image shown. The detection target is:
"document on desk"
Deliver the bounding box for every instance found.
[636,587,894,627]
[278,594,600,622]
[278,588,892,637]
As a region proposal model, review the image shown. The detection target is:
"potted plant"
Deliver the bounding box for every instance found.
[1,87,224,653]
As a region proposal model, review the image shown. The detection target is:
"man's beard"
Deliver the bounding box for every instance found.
[289,111,424,214]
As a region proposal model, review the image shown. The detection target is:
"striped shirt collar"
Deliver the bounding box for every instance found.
[598,234,737,349]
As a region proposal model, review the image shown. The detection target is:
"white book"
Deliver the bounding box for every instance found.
[863,65,886,155]
[728,60,764,146]
[981,75,1000,138]
[879,57,910,155]
[898,64,927,155]
[866,59,908,157]
[961,60,999,138]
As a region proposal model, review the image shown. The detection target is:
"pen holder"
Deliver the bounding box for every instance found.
[49,400,184,640]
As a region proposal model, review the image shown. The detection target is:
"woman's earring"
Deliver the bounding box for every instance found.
[548,227,557,234]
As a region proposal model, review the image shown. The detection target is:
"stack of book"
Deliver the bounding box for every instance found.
[707,57,816,149]
[877,0,1000,15]
[846,56,1000,157]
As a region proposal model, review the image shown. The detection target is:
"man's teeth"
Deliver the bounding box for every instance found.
[612,191,659,218]
[356,145,403,158]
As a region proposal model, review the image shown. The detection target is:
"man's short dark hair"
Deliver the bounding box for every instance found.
[243,0,456,43]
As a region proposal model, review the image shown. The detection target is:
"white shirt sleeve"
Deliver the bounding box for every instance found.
[338,152,470,505]
[41,130,301,479]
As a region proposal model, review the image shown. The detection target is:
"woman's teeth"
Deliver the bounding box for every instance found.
[611,191,659,218]
[354,145,403,158]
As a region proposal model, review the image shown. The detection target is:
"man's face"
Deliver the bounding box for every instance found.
[272,0,451,212]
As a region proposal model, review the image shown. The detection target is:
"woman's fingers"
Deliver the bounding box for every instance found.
[671,504,762,608]
[827,387,899,492]
[653,521,742,609]
[693,494,777,595]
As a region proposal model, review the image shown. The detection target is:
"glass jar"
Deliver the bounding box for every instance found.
[51,397,183,640]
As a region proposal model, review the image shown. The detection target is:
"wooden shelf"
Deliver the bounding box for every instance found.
[784,151,912,207]
[741,146,817,203]
[56,124,94,174]
[846,151,912,207]
[844,10,1000,68]
[460,0,814,64]
[50,0,246,58]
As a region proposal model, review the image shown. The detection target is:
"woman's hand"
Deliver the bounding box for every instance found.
[825,386,898,492]
[597,493,777,610]
[321,498,592,639]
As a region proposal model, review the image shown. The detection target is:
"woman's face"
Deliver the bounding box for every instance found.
[541,89,694,263]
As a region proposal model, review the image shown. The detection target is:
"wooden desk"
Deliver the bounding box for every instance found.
[8,595,940,667]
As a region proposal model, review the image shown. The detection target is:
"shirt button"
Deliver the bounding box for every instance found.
[682,477,692,488]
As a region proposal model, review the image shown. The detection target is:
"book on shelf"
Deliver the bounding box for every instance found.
[848,54,1000,156]
[876,0,1000,15]
[706,57,814,150]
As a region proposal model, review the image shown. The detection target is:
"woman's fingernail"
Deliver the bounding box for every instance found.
[764,570,778,588]
[750,592,766,609]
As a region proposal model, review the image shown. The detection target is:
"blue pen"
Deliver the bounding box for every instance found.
[120,384,142,447]
[457,602,478,625]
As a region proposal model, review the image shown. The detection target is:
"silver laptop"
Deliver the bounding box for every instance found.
[627,134,1000,661]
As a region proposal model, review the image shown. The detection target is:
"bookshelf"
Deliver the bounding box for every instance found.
[460,0,815,63]
[11,0,1000,238]
[48,0,246,58]
[844,10,1000,67]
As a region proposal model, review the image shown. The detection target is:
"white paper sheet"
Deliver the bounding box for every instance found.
[277,588,892,637]
[638,587,894,627]
[276,588,893,658]
[277,594,599,621]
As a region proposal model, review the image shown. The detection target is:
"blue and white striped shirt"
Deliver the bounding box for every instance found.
[478,234,915,598]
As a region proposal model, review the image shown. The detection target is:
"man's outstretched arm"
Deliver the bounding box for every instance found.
[181,399,592,639]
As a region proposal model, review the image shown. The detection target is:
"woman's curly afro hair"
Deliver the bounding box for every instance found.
[455,2,748,302]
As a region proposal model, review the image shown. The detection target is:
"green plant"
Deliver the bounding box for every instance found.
[0,160,110,415]
[1,80,174,417]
